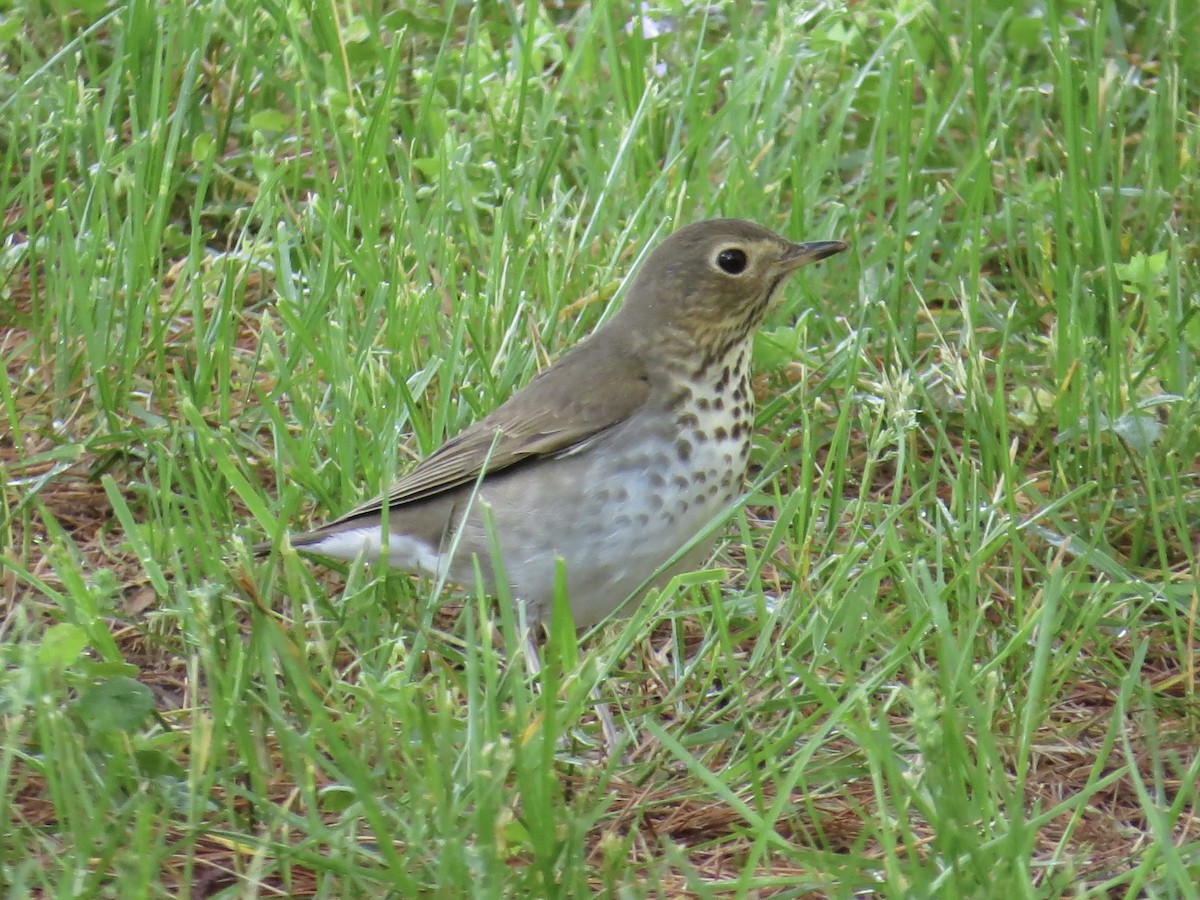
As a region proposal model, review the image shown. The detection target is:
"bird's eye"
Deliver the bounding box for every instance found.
[716,248,748,275]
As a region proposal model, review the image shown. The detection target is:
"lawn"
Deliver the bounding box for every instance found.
[2,0,1198,896]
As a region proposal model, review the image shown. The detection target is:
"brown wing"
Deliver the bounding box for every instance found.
[326,339,651,525]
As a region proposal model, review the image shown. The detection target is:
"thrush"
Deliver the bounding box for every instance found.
[255,219,846,627]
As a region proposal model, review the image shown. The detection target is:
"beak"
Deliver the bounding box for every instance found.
[780,240,849,270]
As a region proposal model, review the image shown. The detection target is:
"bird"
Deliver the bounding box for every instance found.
[255,219,847,629]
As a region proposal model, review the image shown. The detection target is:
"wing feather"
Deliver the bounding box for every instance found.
[327,340,650,525]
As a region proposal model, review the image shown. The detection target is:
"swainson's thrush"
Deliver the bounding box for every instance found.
[256,219,846,626]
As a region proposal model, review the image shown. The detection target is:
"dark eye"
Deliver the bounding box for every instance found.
[716,248,748,275]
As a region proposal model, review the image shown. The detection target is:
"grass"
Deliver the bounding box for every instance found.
[2,0,1198,895]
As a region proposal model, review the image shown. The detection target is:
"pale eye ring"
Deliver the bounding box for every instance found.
[716,247,748,275]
